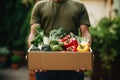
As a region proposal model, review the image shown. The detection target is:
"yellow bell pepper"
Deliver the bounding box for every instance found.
[77,44,90,52]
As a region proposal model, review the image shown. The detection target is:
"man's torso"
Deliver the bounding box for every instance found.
[31,0,90,36]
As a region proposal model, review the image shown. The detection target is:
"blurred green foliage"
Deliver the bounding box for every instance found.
[90,17,120,69]
[11,55,22,64]
[1,0,120,71]
[0,47,10,56]
[0,0,35,51]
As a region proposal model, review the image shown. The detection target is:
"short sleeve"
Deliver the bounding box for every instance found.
[30,2,41,25]
[79,3,91,26]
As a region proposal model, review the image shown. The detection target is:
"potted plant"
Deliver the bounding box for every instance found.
[10,55,22,69]
[90,17,120,80]
[0,47,10,68]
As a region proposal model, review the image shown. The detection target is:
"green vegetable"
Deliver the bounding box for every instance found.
[41,44,52,51]
[51,45,60,51]
[31,27,44,46]
[30,46,40,51]
[43,36,49,44]
[58,42,64,47]
[70,32,76,38]
[51,45,63,51]
[50,40,58,45]
[49,28,66,40]
[58,47,63,51]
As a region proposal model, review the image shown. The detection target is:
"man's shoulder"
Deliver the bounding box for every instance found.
[71,0,81,4]
[70,0,85,7]
[35,0,48,6]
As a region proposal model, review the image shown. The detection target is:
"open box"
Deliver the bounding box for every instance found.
[28,45,93,71]
[28,51,93,71]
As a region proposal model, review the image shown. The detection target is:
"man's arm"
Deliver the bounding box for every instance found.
[75,25,92,72]
[26,24,40,60]
[79,25,92,46]
[28,24,40,48]
[27,23,46,72]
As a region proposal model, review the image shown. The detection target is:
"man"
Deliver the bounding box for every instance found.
[28,0,92,80]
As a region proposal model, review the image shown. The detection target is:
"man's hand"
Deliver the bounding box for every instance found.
[25,55,28,60]
[34,70,47,72]
[75,68,85,73]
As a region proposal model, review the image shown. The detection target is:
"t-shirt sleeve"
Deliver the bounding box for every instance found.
[79,3,91,26]
[30,3,41,25]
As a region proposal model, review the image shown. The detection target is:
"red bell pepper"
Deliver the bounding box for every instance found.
[71,37,78,49]
[58,35,71,42]
[66,46,77,52]
[58,34,78,52]
[63,37,78,51]
[64,39,72,48]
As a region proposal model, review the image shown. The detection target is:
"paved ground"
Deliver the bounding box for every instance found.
[0,66,29,80]
[0,66,90,80]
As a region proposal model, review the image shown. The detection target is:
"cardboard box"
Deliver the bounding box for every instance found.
[28,51,93,71]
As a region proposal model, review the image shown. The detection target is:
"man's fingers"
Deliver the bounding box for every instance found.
[39,70,47,72]
[25,55,28,60]
[34,70,38,72]
[75,68,85,72]
[81,68,85,71]
[76,69,80,72]
[34,70,46,72]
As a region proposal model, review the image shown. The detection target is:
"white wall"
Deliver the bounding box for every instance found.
[113,0,120,16]
[80,0,112,26]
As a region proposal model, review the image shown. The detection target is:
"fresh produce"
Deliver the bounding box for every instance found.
[49,28,66,40]
[30,45,40,51]
[51,45,63,51]
[43,36,49,45]
[77,43,90,52]
[70,37,78,49]
[57,33,78,51]
[41,44,52,51]
[50,40,63,51]
[66,46,77,52]
[58,34,71,42]
[58,42,64,47]
[63,39,72,48]
[30,28,90,52]
[50,40,59,45]
[31,27,44,47]
[64,38,78,51]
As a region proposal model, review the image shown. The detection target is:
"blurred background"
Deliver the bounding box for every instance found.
[0,0,120,80]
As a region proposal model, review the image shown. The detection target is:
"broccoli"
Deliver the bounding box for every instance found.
[49,28,66,40]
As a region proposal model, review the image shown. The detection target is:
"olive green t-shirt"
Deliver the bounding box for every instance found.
[30,0,90,36]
